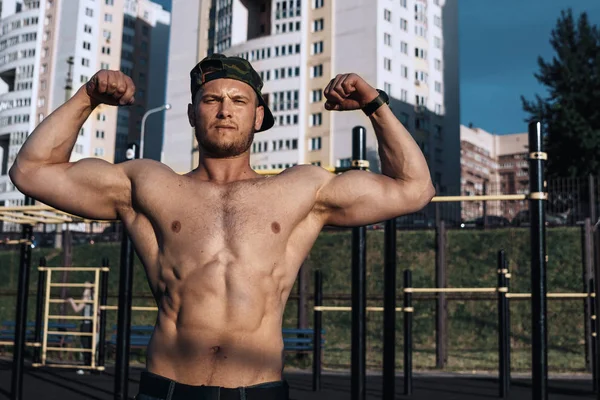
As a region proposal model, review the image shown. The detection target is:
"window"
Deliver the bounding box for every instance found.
[311,89,323,103]
[101,62,110,69]
[81,58,90,67]
[435,104,442,115]
[83,41,91,50]
[105,0,114,5]
[105,13,113,22]
[434,36,441,48]
[434,15,442,28]
[313,0,324,9]
[96,130,105,139]
[103,30,111,39]
[384,58,392,71]
[400,18,408,31]
[415,47,427,59]
[79,128,85,137]
[310,113,322,126]
[312,41,324,55]
[80,75,88,83]
[435,81,442,93]
[401,65,408,78]
[415,95,426,106]
[435,58,442,71]
[84,24,92,33]
[94,147,105,157]
[401,41,408,54]
[384,9,391,22]
[400,0,407,7]
[85,7,93,17]
[384,82,392,94]
[400,89,407,102]
[310,137,322,150]
[41,63,47,73]
[313,18,324,32]
[102,46,111,54]
[311,64,323,78]
[97,113,106,121]
[384,33,392,46]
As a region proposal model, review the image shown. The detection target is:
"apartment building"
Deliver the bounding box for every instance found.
[460,124,528,220]
[0,0,169,212]
[163,0,460,193]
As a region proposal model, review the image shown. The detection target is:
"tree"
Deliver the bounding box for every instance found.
[522,9,600,178]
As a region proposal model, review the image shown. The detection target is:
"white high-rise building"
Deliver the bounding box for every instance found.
[163,0,460,192]
[0,0,170,212]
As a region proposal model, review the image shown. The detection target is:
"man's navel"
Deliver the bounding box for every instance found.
[171,220,182,233]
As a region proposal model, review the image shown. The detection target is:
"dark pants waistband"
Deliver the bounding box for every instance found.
[138,370,289,400]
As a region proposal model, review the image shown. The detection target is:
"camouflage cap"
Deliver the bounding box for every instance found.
[190,54,274,132]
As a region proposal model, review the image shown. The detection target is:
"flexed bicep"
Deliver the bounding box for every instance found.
[315,170,435,227]
[10,157,133,220]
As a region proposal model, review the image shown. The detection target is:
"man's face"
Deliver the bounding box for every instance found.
[188,78,265,158]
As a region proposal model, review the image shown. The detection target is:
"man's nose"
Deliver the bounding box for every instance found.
[217,99,233,118]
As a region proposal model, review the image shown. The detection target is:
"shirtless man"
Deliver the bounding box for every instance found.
[10,54,434,400]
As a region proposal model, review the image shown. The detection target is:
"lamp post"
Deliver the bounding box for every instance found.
[140,103,171,159]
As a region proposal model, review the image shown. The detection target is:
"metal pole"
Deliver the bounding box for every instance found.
[504,255,512,395]
[98,258,109,369]
[403,269,413,396]
[34,257,47,364]
[528,120,548,400]
[584,218,594,372]
[498,250,508,398]
[483,181,488,229]
[436,220,447,368]
[114,224,135,400]
[351,126,367,400]
[383,218,397,400]
[11,196,34,400]
[312,270,322,392]
[590,279,598,392]
[140,104,171,159]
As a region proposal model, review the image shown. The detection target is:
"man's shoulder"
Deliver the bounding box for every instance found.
[120,159,179,184]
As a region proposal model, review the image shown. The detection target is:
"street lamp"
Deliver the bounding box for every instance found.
[140,103,171,159]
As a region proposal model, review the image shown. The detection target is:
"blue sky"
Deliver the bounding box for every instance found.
[459,0,600,134]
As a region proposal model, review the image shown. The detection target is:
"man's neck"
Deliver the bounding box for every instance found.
[192,153,259,183]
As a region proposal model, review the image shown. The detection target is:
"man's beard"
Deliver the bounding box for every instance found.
[198,129,255,159]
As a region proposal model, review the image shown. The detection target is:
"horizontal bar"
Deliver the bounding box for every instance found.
[45,347,92,352]
[430,194,527,202]
[313,306,403,312]
[50,283,93,287]
[506,293,591,299]
[405,288,498,293]
[49,299,94,304]
[100,306,158,311]
[47,315,93,320]
[0,341,41,347]
[46,331,93,336]
[40,267,105,272]
[0,239,32,245]
[31,363,104,370]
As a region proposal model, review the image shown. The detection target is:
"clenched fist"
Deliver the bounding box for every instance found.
[85,70,136,107]
[323,73,379,111]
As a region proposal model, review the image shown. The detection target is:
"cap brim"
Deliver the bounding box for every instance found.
[256,94,274,132]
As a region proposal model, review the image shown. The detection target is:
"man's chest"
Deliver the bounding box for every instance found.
[134,177,318,244]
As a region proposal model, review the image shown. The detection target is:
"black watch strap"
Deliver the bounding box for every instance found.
[362,89,389,117]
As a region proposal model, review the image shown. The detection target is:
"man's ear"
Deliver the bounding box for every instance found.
[254,106,265,131]
[187,103,195,127]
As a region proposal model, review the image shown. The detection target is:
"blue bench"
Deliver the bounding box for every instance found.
[107,326,325,352]
[0,321,78,346]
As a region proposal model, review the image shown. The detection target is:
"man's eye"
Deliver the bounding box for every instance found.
[234,99,246,104]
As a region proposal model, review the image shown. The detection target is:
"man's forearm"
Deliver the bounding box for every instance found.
[12,86,93,171]
[369,104,432,185]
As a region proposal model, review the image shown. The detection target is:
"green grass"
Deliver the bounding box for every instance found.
[0,226,588,373]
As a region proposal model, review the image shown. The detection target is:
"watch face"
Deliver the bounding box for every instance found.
[379,89,390,104]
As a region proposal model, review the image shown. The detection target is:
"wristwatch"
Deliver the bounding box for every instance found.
[362,89,389,117]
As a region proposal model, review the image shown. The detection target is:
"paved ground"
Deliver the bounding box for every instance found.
[0,359,596,399]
